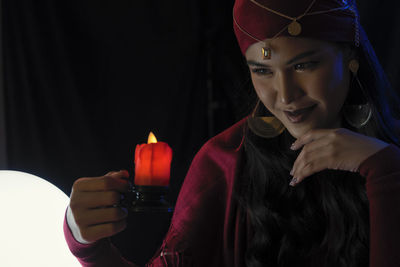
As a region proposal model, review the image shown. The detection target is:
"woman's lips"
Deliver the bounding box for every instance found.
[284,105,317,123]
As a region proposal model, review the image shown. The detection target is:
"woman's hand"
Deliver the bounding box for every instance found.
[289,128,389,186]
[67,170,131,244]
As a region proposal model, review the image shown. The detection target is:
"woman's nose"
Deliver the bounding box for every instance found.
[276,72,303,104]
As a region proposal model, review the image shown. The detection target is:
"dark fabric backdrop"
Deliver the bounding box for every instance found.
[1,0,244,264]
[1,0,399,265]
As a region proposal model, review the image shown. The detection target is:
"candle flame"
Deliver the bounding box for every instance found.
[147,132,158,144]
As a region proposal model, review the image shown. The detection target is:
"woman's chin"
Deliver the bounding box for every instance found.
[286,127,307,139]
[284,122,320,139]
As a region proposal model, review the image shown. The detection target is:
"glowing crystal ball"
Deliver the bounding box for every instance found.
[0,170,80,267]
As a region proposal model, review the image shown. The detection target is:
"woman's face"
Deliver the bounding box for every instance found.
[245,37,351,138]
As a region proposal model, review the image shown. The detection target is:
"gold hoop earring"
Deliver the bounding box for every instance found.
[343,59,372,128]
[247,100,285,138]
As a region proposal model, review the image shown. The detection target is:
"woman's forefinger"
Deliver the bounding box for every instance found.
[72,170,130,193]
[291,128,338,150]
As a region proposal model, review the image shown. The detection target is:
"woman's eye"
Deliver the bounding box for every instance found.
[294,61,318,71]
[251,68,272,76]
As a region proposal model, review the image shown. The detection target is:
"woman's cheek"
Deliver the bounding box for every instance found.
[253,81,276,110]
[252,78,271,100]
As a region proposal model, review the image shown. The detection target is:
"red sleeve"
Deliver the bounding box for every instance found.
[359,144,400,267]
[146,120,244,266]
[63,119,245,267]
[63,213,139,267]
[63,138,239,267]
[63,135,236,267]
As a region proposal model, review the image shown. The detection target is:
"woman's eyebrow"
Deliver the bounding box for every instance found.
[246,60,270,67]
[247,49,319,67]
[286,50,318,65]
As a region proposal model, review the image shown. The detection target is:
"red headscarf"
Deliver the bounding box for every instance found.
[233,0,361,55]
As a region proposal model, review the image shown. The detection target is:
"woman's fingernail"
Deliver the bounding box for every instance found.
[290,143,296,150]
[290,168,294,176]
[289,177,297,186]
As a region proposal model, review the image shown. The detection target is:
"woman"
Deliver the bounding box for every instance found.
[64,0,400,266]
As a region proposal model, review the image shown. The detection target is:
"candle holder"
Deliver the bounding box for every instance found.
[128,185,173,213]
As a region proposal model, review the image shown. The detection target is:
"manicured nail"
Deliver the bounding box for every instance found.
[289,177,297,186]
[290,168,294,176]
[290,143,296,150]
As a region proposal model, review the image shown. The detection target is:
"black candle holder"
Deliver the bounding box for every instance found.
[127,185,173,213]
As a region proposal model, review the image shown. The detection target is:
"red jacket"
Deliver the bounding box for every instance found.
[64,118,400,266]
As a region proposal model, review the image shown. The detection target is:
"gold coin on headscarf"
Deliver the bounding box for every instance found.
[288,20,302,36]
[349,59,359,74]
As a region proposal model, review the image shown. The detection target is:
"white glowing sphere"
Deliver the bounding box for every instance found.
[0,170,80,267]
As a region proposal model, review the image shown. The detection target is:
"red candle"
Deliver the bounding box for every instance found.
[134,132,173,186]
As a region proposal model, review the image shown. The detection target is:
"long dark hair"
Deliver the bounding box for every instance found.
[238,32,400,267]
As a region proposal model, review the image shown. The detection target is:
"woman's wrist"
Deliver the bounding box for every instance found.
[66,206,93,245]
